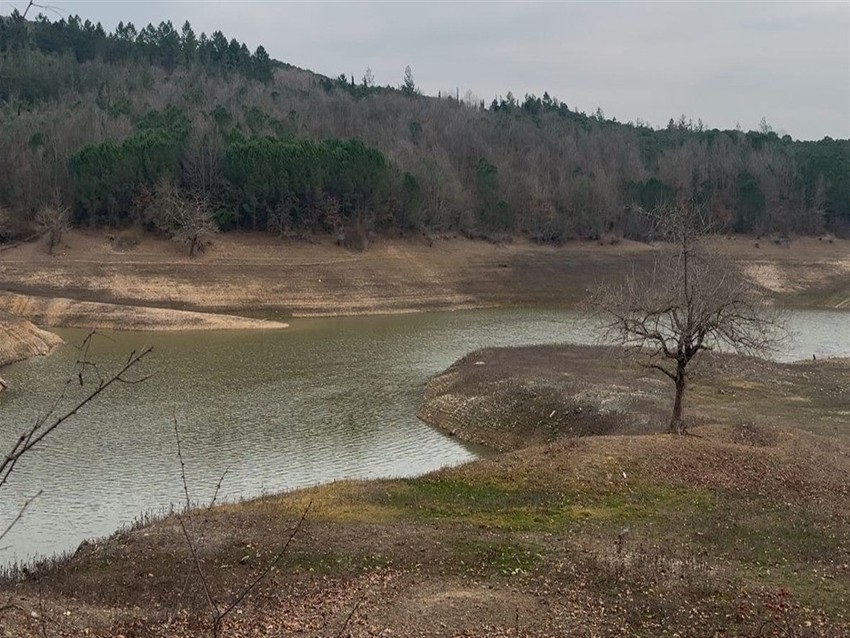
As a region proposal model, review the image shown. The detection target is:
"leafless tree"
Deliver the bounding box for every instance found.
[34,205,70,255]
[153,181,217,256]
[181,122,223,197]
[589,203,784,434]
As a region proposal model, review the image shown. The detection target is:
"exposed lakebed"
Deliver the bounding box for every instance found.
[0,308,847,564]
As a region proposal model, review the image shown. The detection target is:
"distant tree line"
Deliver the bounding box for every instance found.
[0,11,274,103]
[1,12,848,246]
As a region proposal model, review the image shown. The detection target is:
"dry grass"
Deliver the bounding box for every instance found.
[1,344,848,636]
[0,310,63,368]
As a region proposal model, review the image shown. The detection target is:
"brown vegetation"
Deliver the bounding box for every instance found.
[0,345,847,636]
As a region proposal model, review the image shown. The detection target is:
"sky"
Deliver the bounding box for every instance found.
[4,0,849,141]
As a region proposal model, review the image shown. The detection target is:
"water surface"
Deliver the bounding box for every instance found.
[0,308,846,564]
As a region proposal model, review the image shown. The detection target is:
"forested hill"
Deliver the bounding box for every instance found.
[1,11,848,246]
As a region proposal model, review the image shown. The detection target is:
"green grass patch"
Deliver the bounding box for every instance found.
[384,478,563,530]
[694,503,848,567]
[383,477,718,531]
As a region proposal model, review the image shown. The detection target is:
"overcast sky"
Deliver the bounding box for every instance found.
[5,1,849,140]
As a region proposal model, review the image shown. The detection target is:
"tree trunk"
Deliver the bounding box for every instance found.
[669,362,687,434]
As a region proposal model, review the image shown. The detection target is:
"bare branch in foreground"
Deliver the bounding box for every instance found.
[0,490,41,545]
[334,595,364,638]
[0,331,152,541]
[208,467,230,509]
[172,416,312,636]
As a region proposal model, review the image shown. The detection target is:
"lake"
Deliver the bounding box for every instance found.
[0,307,847,565]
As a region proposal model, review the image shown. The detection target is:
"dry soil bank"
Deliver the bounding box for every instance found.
[0,310,63,373]
[0,232,847,332]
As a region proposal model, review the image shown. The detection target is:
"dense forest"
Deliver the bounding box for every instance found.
[1,10,849,248]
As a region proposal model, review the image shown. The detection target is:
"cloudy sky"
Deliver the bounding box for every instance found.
[5,1,849,140]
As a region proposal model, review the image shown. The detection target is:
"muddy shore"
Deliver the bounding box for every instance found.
[2,231,846,373]
[0,232,847,334]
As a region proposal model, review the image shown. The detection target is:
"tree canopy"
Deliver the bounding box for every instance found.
[1,12,848,242]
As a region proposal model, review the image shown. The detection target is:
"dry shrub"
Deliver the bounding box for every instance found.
[112,227,144,251]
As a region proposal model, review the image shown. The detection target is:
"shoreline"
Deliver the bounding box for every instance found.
[0,231,847,371]
[0,311,64,372]
[0,291,290,333]
[1,344,847,635]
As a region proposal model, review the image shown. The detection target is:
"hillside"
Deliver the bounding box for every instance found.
[1,12,849,247]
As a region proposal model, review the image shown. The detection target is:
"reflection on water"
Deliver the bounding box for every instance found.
[0,307,846,564]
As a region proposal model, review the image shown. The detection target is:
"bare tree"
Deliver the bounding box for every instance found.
[34,205,70,255]
[590,203,783,434]
[181,122,223,197]
[153,181,217,256]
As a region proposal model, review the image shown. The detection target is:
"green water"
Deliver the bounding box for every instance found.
[0,307,846,564]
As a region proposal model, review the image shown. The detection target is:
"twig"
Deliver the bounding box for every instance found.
[334,594,363,638]
[214,501,312,630]
[177,514,220,624]
[0,333,151,542]
[37,579,48,638]
[172,411,192,511]
[0,490,42,544]
[208,467,230,509]
[0,345,152,489]
[173,410,312,636]
[173,414,221,631]
[21,0,63,19]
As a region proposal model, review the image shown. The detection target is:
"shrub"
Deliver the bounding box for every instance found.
[112,227,144,251]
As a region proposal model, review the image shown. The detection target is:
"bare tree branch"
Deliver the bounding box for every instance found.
[215,501,312,629]
[172,414,312,636]
[33,206,70,256]
[151,181,217,257]
[334,595,364,638]
[208,467,230,509]
[0,334,152,493]
[0,490,41,545]
[20,1,64,19]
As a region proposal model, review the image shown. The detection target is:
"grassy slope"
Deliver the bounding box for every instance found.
[1,347,848,636]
